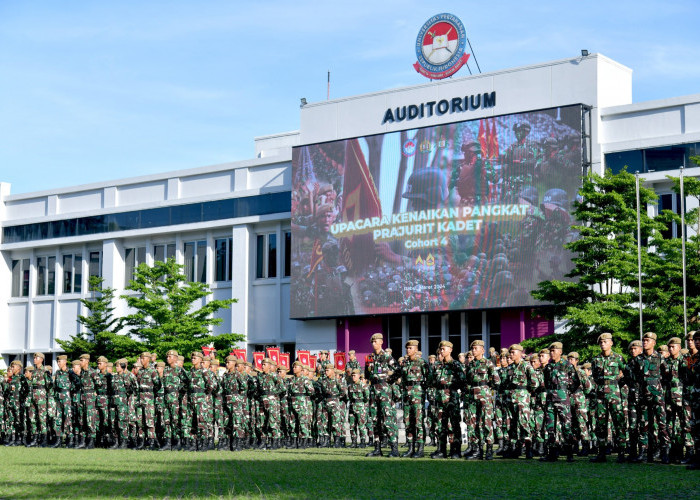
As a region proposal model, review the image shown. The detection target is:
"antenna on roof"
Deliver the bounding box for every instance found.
[327,71,330,100]
[466,37,482,73]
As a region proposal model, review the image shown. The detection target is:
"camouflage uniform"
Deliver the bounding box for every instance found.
[160,364,184,447]
[110,367,135,447]
[665,351,691,459]
[393,356,430,450]
[503,358,539,454]
[629,349,669,459]
[95,369,111,445]
[0,376,7,439]
[258,367,283,447]
[319,370,347,446]
[430,358,465,458]
[465,357,500,455]
[542,356,579,458]
[288,369,315,444]
[571,364,593,447]
[590,350,627,457]
[531,366,547,450]
[28,364,52,442]
[7,371,29,443]
[365,350,399,453]
[187,363,213,449]
[135,361,161,445]
[78,363,102,445]
[52,366,74,445]
[347,377,369,446]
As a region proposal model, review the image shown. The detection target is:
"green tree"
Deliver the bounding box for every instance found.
[523,169,664,359]
[57,276,143,360]
[121,258,243,362]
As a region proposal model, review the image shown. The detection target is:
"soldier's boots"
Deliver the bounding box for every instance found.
[411,443,425,459]
[661,447,670,465]
[51,435,62,449]
[118,439,128,450]
[26,434,38,447]
[401,442,414,458]
[590,448,607,463]
[109,437,120,449]
[172,438,182,451]
[86,437,95,449]
[461,443,474,458]
[387,442,400,458]
[537,442,546,457]
[159,438,171,451]
[430,440,447,459]
[366,441,383,457]
[64,435,74,448]
[652,447,661,461]
[494,438,504,452]
[631,446,648,463]
[341,437,346,447]
[448,442,462,460]
[187,438,198,452]
[76,436,86,449]
[508,442,523,459]
[484,445,494,461]
[381,436,388,448]
[333,437,343,448]
[565,444,575,462]
[497,440,510,456]
[359,439,366,449]
[350,438,358,449]
[525,442,534,460]
[579,440,590,457]
[218,438,228,451]
[540,445,558,462]
[681,447,695,464]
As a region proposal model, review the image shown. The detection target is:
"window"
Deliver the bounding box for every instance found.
[36,256,56,296]
[62,254,83,293]
[487,310,501,352]
[384,315,403,357]
[659,193,683,239]
[89,251,102,279]
[124,247,147,283]
[153,243,176,264]
[215,238,233,282]
[284,231,291,277]
[184,240,207,283]
[11,258,30,297]
[255,233,277,279]
[467,311,483,351]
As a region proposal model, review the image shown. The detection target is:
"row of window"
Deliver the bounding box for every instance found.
[3,192,291,244]
[605,142,700,175]
[12,232,292,298]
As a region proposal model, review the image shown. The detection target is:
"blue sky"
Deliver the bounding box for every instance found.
[1,1,698,195]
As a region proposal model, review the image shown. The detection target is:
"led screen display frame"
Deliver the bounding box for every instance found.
[290,105,583,319]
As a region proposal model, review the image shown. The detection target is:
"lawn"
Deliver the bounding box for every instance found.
[0,446,695,499]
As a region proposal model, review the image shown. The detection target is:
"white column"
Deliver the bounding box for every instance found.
[230,224,250,344]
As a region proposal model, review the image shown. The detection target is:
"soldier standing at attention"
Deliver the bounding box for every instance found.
[346,351,361,372]
[365,333,400,458]
[77,353,101,449]
[95,356,111,447]
[567,351,593,456]
[109,359,133,449]
[160,350,183,451]
[258,358,282,450]
[665,337,691,463]
[430,340,465,460]
[136,351,161,451]
[541,341,579,462]
[503,344,539,459]
[319,363,346,448]
[589,333,628,463]
[187,352,210,451]
[464,340,500,460]
[52,355,73,448]
[347,368,368,449]
[27,353,52,447]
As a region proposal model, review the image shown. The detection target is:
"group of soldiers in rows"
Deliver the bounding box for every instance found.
[0,330,698,469]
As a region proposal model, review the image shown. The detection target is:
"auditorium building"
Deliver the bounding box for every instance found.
[2,53,699,368]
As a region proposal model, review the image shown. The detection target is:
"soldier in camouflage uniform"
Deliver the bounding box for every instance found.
[347,368,368,448]
[464,340,500,460]
[688,333,700,469]
[154,361,166,446]
[567,351,593,456]
[624,339,643,460]
[201,356,217,450]
[258,358,283,449]
[186,351,212,451]
[109,358,134,449]
[228,357,249,450]
[365,333,400,458]
[502,344,539,459]
[529,351,547,456]
[665,337,691,463]
[541,341,579,462]
[135,351,161,450]
[95,356,112,447]
[589,333,628,463]
[391,339,429,458]
[346,351,361,372]
[26,353,52,447]
[319,363,347,448]
[276,366,293,448]
[77,353,102,449]
[159,350,183,451]
[429,340,465,460]
[629,332,670,463]
[210,359,225,450]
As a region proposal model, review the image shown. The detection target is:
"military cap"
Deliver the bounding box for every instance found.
[597,332,613,343]
[57,354,68,361]
[509,344,524,352]
[116,358,128,365]
[348,350,355,355]
[211,359,220,366]
[548,342,563,351]
[177,355,185,362]
[428,354,436,360]
[225,355,237,362]
[202,355,212,362]
[687,331,696,340]
[642,331,657,340]
[25,365,34,372]
[10,360,22,367]
[107,362,113,368]
[385,348,393,354]
[470,340,485,349]
[668,337,682,346]
[33,352,45,360]
[324,363,335,371]
[292,361,303,368]
[140,351,151,358]
[681,348,689,355]
[582,362,592,369]
[318,350,329,355]
[405,339,419,348]
[629,340,642,348]
[245,362,253,368]
[370,333,383,342]
[567,352,579,359]
[500,348,509,356]
[133,359,143,368]
[191,351,204,359]
[156,361,165,368]
[439,340,453,349]
[79,353,91,360]
[97,356,108,363]
[658,345,668,352]
[351,368,361,375]
[45,366,53,372]
[71,360,81,366]
[539,348,550,355]
[262,357,274,365]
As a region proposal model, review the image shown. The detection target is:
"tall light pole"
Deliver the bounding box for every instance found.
[636,172,643,341]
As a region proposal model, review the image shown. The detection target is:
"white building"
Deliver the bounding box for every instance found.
[2,53,698,368]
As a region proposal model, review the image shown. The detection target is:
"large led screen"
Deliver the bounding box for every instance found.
[291,105,583,319]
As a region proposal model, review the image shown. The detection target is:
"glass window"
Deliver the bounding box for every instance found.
[645,145,687,173]
[604,150,643,175]
[284,231,291,277]
[36,256,56,296]
[125,247,147,283]
[256,233,278,279]
[184,240,207,283]
[268,233,277,278]
[659,193,682,239]
[256,235,265,279]
[62,253,83,293]
[215,237,233,282]
[153,243,176,263]
[385,315,403,358]
[89,251,102,279]
[11,258,30,298]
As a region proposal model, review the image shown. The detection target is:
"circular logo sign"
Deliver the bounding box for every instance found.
[413,13,469,80]
[402,139,417,157]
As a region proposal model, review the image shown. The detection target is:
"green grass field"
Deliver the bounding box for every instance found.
[0,446,695,499]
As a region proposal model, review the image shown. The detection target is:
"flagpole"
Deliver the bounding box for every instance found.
[680,166,688,339]
[635,171,643,341]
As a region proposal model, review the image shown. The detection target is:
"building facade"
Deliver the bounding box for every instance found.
[2,53,699,368]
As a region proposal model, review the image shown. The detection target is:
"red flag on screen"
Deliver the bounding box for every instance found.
[279,353,290,370]
[297,350,310,365]
[334,352,346,370]
[309,355,317,370]
[266,347,280,364]
[340,139,382,275]
[488,118,500,159]
[478,119,488,157]
[307,238,324,277]
[253,352,265,370]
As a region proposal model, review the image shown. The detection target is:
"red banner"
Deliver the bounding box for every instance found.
[253,352,264,370]
[334,351,346,370]
[309,354,317,370]
[266,347,280,364]
[232,349,247,361]
[279,353,290,370]
[297,350,310,366]
[202,346,215,357]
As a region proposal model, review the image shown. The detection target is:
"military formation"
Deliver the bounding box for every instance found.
[1,331,699,469]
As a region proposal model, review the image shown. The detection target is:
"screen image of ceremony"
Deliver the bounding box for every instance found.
[290,105,583,319]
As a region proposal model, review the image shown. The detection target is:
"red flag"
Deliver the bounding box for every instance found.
[297,350,310,365]
[339,139,382,276]
[253,352,264,370]
[488,118,500,159]
[201,346,215,357]
[309,355,317,370]
[307,239,324,277]
[266,347,280,364]
[334,352,346,370]
[478,119,488,157]
[279,353,290,370]
[233,349,247,361]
